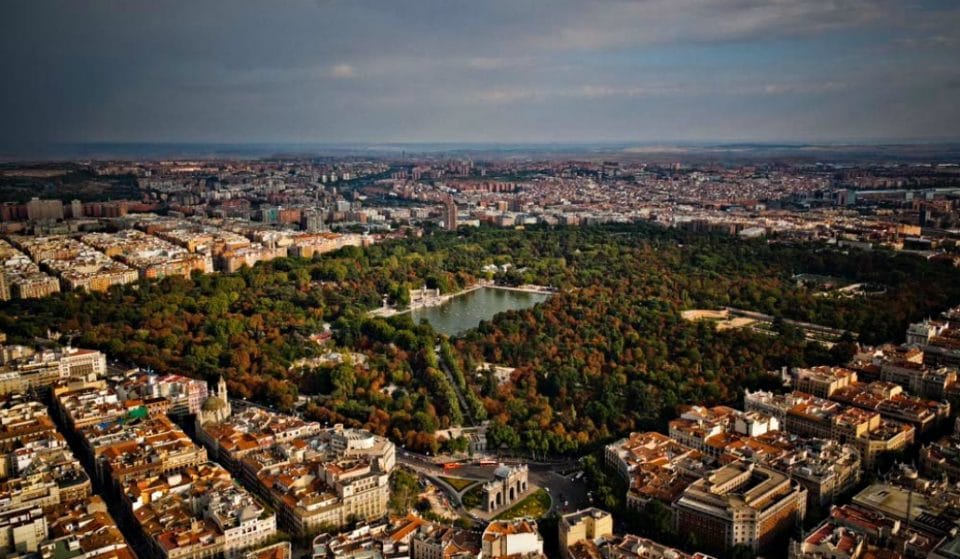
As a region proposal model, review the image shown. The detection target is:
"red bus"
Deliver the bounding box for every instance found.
[442,462,462,470]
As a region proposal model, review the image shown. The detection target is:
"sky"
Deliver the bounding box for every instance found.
[2,0,959,146]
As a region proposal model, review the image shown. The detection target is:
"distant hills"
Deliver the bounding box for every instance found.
[3,141,960,164]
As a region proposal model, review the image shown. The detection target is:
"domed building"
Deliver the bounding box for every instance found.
[199,376,231,425]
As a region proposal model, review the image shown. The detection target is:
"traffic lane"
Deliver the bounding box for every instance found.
[399,453,587,496]
[528,470,589,514]
[398,456,500,481]
[397,449,577,471]
[398,452,589,511]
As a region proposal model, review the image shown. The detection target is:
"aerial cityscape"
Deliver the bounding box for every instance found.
[1,2,960,559]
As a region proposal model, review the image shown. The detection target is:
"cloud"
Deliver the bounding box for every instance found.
[0,0,957,144]
[519,0,908,52]
[894,35,956,49]
[466,56,534,70]
[472,88,541,103]
[468,81,849,105]
[761,81,849,95]
[330,63,356,78]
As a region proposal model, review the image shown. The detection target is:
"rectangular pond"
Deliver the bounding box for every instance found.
[410,287,551,337]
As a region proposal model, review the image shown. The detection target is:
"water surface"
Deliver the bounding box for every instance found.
[411,287,550,336]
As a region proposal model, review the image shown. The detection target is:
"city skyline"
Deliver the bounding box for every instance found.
[3,4,960,556]
[2,0,960,148]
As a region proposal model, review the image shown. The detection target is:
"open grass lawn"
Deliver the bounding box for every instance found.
[462,484,483,509]
[439,476,476,492]
[494,489,551,520]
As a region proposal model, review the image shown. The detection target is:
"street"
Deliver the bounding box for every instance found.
[397,449,589,517]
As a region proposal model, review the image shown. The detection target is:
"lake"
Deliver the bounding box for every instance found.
[410,287,551,336]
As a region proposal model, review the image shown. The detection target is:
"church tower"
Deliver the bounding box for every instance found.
[199,375,232,425]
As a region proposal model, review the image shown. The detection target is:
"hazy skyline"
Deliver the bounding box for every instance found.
[2,0,959,146]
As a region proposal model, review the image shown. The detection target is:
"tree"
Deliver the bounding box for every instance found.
[388,468,420,514]
[330,363,356,397]
[729,544,756,559]
[638,500,676,543]
[4,223,960,460]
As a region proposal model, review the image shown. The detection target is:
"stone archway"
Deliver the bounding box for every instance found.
[483,463,530,512]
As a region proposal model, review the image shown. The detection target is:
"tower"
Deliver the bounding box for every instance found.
[217,375,228,401]
[444,197,458,231]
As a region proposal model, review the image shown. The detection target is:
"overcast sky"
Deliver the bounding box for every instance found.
[2,0,959,145]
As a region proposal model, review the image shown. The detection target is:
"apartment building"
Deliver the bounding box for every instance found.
[54,383,274,559]
[310,518,420,559]
[0,346,105,396]
[598,534,717,559]
[668,405,778,461]
[921,418,960,481]
[41,496,136,559]
[0,397,103,558]
[245,449,390,538]
[25,199,64,222]
[218,421,394,538]
[558,508,613,559]
[80,230,212,279]
[906,310,960,367]
[12,236,138,292]
[410,522,481,559]
[853,418,915,467]
[828,380,949,432]
[603,432,708,508]
[196,406,322,474]
[219,244,287,273]
[86,414,209,488]
[878,358,956,399]
[287,233,365,259]
[721,431,861,510]
[744,390,914,466]
[113,372,209,419]
[481,520,544,559]
[795,503,941,558]
[123,462,276,559]
[793,366,859,398]
[153,227,251,257]
[673,462,807,554]
[244,542,291,559]
[0,238,60,299]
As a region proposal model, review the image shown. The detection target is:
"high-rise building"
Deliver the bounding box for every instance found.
[301,209,325,232]
[25,198,64,221]
[444,198,458,231]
